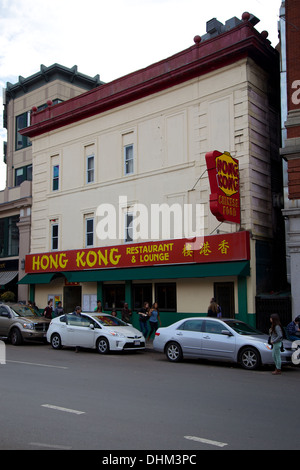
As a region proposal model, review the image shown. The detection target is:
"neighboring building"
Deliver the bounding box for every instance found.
[20,13,285,329]
[280,0,300,316]
[1,64,103,301]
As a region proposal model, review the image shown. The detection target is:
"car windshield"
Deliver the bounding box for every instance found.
[224,320,264,336]
[93,315,128,327]
[9,303,39,317]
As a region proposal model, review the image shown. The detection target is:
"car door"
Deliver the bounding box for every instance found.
[65,314,96,348]
[0,306,12,336]
[174,319,203,357]
[201,319,235,359]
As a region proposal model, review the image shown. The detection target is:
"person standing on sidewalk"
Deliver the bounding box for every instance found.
[269,313,284,375]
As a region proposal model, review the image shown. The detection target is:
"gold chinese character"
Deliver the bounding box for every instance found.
[199,242,211,256]
[218,240,230,254]
[182,243,193,257]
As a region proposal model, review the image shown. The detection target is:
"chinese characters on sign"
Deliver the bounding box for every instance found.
[205,150,241,224]
[25,231,250,274]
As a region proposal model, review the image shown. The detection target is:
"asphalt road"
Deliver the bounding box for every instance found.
[1,341,299,451]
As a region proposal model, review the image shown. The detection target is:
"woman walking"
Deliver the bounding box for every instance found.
[269,313,283,375]
[147,302,161,342]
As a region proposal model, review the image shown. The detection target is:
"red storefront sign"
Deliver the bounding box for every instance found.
[206,150,241,224]
[25,231,250,274]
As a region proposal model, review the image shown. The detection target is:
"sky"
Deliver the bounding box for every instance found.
[0,0,283,190]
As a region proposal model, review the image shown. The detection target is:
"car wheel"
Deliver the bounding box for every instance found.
[96,337,109,354]
[239,347,261,370]
[165,341,183,362]
[51,333,62,350]
[10,328,23,346]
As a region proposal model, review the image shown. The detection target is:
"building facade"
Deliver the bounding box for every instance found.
[280,0,300,316]
[20,13,285,328]
[1,64,103,301]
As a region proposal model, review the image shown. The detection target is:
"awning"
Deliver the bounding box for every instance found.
[0,271,18,286]
[18,261,250,284]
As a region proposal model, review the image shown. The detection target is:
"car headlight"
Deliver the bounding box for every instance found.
[109,330,125,338]
[23,323,34,330]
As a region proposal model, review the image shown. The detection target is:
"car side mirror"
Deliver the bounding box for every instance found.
[89,323,94,330]
[222,330,233,336]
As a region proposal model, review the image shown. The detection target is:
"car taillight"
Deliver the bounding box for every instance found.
[155,332,160,336]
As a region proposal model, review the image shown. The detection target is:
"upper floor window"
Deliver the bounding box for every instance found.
[52,165,59,191]
[15,164,32,186]
[86,217,94,247]
[0,216,19,257]
[125,212,133,243]
[51,224,59,251]
[15,112,31,150]
[124,144,134,175]
[86,155,95,184]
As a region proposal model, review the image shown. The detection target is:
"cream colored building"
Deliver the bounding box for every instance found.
[20,15,285,328]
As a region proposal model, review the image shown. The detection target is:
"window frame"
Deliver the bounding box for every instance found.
[86,154,95,184]
[52,165,59,191]
[124,144,134,175]
[85,217,94,248]
[51,223,59,251]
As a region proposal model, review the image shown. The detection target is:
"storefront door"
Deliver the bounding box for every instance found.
[214,282,234,318]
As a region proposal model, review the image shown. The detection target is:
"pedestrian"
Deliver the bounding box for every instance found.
[94,300,103,313]
[43,300,53,319]
[286,316,300,341]
[53,301,64,317]
[121,303,132,323]
[207,298,220,318]
[269,313,284,375]
[147,302,161,342]
[111,308,117,317]
[138,301,150,339]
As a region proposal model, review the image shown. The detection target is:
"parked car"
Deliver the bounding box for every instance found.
[47,312,145,354]
[153,317,293,370]
[0,302,50,345]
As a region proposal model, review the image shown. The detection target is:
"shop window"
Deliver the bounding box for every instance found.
[155,283,177,311]
[132,284,152,310]
[103,284,125,310]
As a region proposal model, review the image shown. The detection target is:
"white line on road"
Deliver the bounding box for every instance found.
[29,442,72,450]
[41,404,85,415]
[7,360,68,369]
[184,435,228,448]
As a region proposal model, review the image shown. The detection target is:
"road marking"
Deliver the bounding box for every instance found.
[29,442,72,450]
[7,360,68,369]
[41,404,85,415]
[184,435,228,448]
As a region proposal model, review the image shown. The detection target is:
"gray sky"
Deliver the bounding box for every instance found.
[0,0,282,190]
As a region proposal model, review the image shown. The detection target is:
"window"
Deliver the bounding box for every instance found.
[204,320,228,335]
[178,319,203,332]
[125,212,133,242]
[15,165,32,186]
[124,144,134,175]
[132,284,152,310]
[15,112,31,150]
[103,284,125,310]
[155,283,177,311]
[86,218,94,247]
[86,155,95,184]
[51,224,59,251]
[52,165,59,191]
[0,216,19,257]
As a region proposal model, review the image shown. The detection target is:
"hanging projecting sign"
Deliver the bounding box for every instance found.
[205,150,241,224]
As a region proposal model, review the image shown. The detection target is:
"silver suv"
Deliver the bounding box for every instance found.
[0,303,50,345]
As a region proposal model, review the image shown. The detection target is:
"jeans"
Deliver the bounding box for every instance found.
[139,320,148,339]
[148,321,159,339]
[272,342,282,370]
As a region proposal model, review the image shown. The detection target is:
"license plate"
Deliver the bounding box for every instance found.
[134,340,140,346]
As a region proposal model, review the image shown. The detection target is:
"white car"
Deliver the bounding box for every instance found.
[153,317,293,370]
[47,313,145,354]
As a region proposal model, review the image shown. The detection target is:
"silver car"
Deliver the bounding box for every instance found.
[153,317,293,370]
